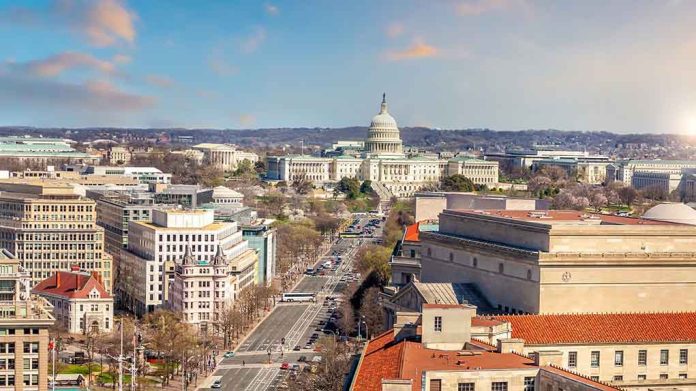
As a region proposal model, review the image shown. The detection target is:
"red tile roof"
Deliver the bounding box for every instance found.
[404,222,420,242]
[352,329,622,391]
[352,331,403,391]
[494,313,696,345]
[32,271,110,300]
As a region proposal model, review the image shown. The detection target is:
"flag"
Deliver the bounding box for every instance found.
[48,338,54,351]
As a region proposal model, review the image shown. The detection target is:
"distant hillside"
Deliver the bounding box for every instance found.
[1,126,694,159]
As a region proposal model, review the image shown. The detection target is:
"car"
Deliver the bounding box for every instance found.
[223,351,235,358]
[293,345,301,351]
[311,333,320,338]
[298,355,307,362]
[211,380,222,388]
[280,362,290,370]
[292,364,301,371]
[304,344,312,349]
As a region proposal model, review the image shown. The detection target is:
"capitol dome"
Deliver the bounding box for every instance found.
[364,94,404,157]
[642,203,696,225]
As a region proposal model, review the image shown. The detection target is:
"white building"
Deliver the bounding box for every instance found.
[608,160,696,186]
[32,268,113,335]
[118,209,257,316]
[168,245,257,332]
[211,186,244,207]
[85,166,172,184]
[266,95,499,198]
[193,143,259,172]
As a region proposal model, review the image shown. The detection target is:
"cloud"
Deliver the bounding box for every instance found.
[145,74,174,88]
[386,23,405,38]
[238,114,256,126]
[112,54,132,64]
[456,0,527,16]
[264,4,279,16]
[239,27,267,53]
[0,70,154,112]
[1,0,137,47]
[15,52,116,77]
[385,39,439,61]
[208,57,238,76]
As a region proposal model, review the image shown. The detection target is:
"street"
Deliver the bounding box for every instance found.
[199,231,371,391]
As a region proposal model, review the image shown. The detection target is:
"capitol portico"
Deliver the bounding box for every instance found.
[266,95,499,197]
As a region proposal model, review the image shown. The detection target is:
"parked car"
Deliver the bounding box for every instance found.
[298,355,307,362]
[280,362,290,370]
[293,345,301,351]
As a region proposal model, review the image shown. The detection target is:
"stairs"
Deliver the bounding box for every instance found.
[371,181,394,205]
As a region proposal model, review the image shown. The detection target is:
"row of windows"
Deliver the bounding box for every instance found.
[597,373,688,382]
[430,379,533,391]
[573,349,689,368]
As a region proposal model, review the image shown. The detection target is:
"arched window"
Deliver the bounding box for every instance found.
[449,252,454,262]
[473,257,478,268]
[527,269,532,280]
[498,263,504,273]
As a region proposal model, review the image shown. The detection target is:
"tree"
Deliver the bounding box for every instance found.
[335,177,361,199]
[291,172,313,195]
[259,191,288,218]
[358,287,385,339]
[356,245,392,285]
[292,337,352,391]
[441,174,475,192]
[233,159,255,176]
[641,185,668,201]
[359,180,373,194]
[617,186,639,206]
[142,310,198,386]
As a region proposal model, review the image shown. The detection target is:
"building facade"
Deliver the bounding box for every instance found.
[241,220,276,286]
[0,249,55,391]
[266,96,499,198]
[193,143,259,172]
[118,209,257,316]
[0,181,113,293]
[419,209,696,314]
[32,268,113,335]
[0,137,99,166]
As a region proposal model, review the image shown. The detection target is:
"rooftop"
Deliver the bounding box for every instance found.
[452,209,672,226]
[493,312,696,344]
[352,330,618,391]
[32,270,110,300]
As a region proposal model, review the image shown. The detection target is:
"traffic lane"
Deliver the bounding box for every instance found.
[237,304,309,352]
[200,367,261,390]
[292,276,327,292]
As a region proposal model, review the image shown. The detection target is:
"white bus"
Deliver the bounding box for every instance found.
[282,292,316,302]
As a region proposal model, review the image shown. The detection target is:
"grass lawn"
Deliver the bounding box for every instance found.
[59,363,102,375]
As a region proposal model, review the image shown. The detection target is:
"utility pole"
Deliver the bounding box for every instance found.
[50,338,56,391]
[131,328,138,391]
[119,320,124,391]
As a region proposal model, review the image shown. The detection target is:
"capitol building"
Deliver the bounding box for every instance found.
[266,95,499,197]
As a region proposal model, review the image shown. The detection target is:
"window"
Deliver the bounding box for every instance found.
[498,263,504,273]
[22,342,39,354]
[568,351,577,368]
[660,374,668,380]
[638,350,647,366]
[491,382,508,391]
[660,349,669,365]
[637,375,646,381]
[679,373,688,379]
[524,377,535,391]
[458,383,475,391]
[612,376,623,382]
[427,248,432,257]
[449,252,454,262]
[590,376,599,381]
[615,350,624,367]
[430,379,442,391]
[473,257,478,267]
[434,316,442,332]
[679,349,688,365]
[591,351,600,368]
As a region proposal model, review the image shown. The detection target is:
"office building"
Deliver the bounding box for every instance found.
[419,208,696,314]
[241,219,276,285]
[118,209,257,316]
[0,136,99,166]
[0,249,55,391]
[0,180,113,293]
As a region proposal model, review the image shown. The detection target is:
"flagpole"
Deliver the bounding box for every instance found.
[51,338,56,391]
[119,321,124,391]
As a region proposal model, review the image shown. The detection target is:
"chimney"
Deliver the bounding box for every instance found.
[55,272,61,288]
[497,338,525,354]
[91,271,103,286]
[76,274,80,290]
[535,350,564,367]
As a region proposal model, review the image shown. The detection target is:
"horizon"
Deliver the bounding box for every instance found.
[2,1,696,134]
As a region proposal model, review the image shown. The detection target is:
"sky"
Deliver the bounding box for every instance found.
[1,0,696,134]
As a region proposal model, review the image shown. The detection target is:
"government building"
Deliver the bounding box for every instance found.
[266,95,499,197]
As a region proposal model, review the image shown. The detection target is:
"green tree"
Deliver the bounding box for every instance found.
[359,180,373,194]
[441,174,475,192]
[335,177,361,199]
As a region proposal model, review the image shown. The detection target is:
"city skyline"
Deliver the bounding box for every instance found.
[1,0,696,134]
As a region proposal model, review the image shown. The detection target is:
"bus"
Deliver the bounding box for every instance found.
[282,292,316,302]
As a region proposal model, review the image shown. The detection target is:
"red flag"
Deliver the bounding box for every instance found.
[48,339,54,351]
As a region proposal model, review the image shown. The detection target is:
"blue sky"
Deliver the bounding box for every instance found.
[1,0,696,133]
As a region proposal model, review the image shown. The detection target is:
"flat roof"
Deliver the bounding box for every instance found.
[451,209,672,226]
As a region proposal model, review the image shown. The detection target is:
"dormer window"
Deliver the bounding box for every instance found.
[89,289,100,299]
